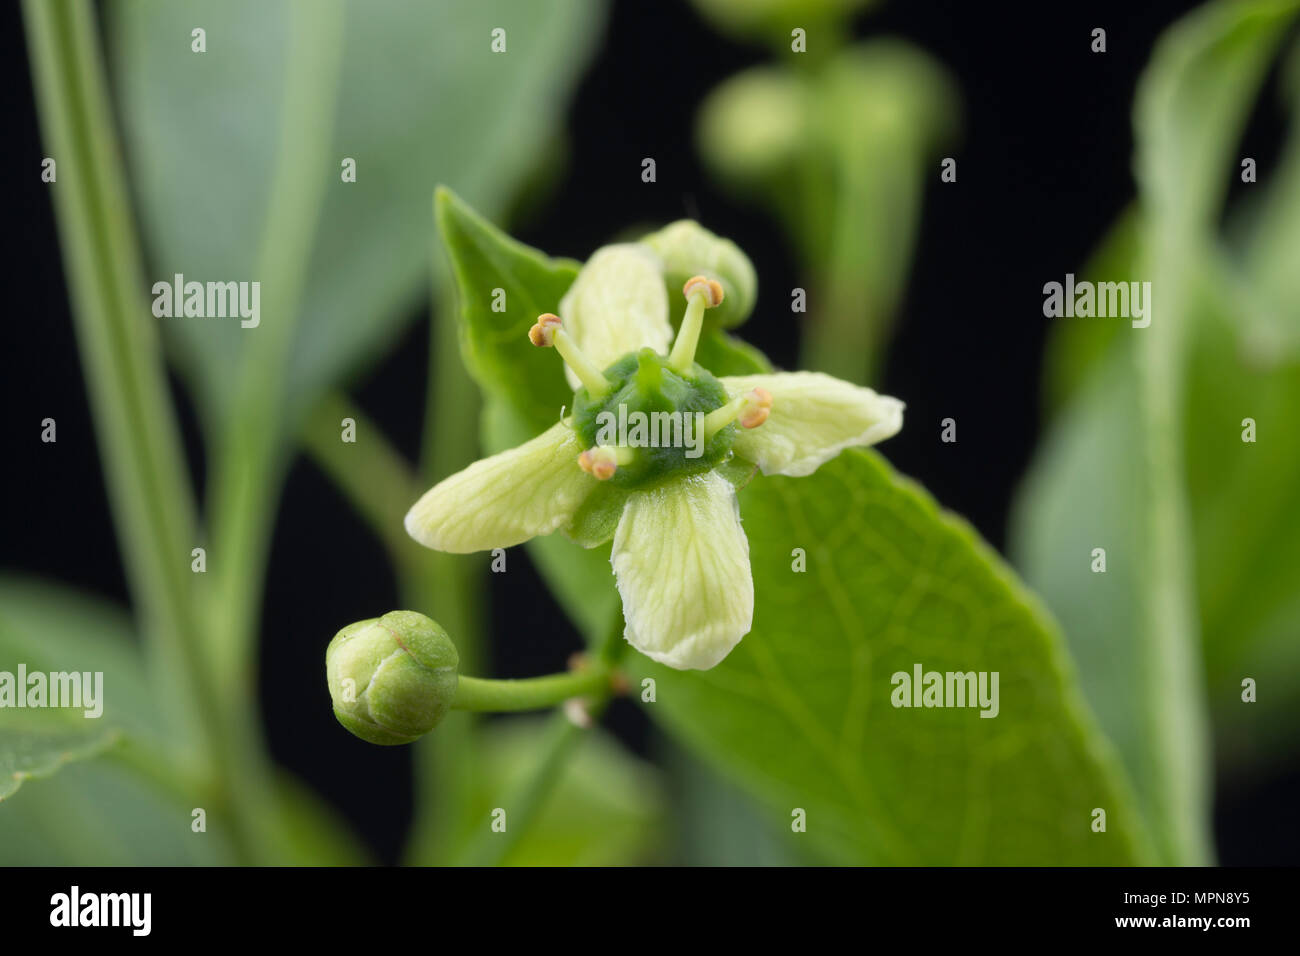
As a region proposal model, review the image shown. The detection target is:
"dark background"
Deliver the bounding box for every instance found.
[4,0,1296,865]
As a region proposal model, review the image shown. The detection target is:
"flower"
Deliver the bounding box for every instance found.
[405,238,903,670]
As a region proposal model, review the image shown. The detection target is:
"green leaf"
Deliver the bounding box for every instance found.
[111,0,604,426]
[0,726,118,803]
[640,450,1152,865]
[466,719,667,866]
[0,578,233,862]
[0,758,234,865]
[1013,0,1299,864]
[1185,309,1300,765]
[0,577,161,740]
[437,187,581,435]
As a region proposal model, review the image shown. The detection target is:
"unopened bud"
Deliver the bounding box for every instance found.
[326,610,459,745]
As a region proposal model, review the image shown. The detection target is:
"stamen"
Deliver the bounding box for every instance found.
[577,445,634,480]
[703,388,772,440]
[669,275,724,372]
[529,313,611,397]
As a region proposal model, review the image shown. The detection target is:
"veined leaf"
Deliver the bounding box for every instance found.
[636,449,1152,865]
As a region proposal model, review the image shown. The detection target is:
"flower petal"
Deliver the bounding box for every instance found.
[611,471,753,670]
[405,422,595,553]
[558,244,671,389]
[720,371,904,477]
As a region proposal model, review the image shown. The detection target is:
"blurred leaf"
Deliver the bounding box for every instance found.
[0,758,234,865]
[0,577,151,805]
[0,577,161,740]
[111,0,604,427]
[664,741,801,865]
[1185,309,1300,764]
[468,719,666,866]
[436,187,580,436]
[639,450,1152,865]
[1013,0,1298,862]
[0,578,234,861]
[1039,208,1142,414]
[0,726,118,803]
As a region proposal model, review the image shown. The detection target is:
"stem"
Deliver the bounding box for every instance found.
[206,0,346,692]
[460,712,584,867]
[669,291,707,371]
[407,285,487,865]
[20,0,245,847]
[197,0,346,861]
[555,329,611,396]
[453,668,615,712]
[454,613,628,866]
[302,393,425,564]
[1131,226,1212,865]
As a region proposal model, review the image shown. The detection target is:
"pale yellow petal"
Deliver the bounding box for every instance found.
[611,471,753,670]
[405,422,595,553]
[558,244,671,388]
[721,371,904,477]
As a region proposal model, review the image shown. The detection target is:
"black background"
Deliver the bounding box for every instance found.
[3,0,1297,865]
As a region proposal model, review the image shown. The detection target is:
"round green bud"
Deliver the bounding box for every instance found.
[639,220,758,329]
[325,611,459,746]
[697,67,808,184]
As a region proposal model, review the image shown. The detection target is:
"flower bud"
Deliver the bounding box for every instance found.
[325,611,459,745]
[639,220,757,329]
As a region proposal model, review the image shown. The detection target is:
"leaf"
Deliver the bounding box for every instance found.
[0,726,119,803]
[1012,0,1299,863]
[437,187,581,435]
[0,579,233,862]
[111,0,604,425]
[0,758,234,865]
[467,719,667,866]
[638,450,1152,865]
[0,577,160,740]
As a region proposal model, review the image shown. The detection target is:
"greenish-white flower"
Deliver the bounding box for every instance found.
[406,240,902,670]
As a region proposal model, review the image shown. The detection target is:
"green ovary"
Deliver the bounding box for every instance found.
[572,348,734,488]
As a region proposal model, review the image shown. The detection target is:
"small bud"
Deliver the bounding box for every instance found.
[682,275,725,308]
[326,610,459,745]
[529,313,562,347]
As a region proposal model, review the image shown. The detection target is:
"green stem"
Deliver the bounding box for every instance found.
[302,393,425,564]
[453,668,615,712]
[460,711,585,867]
[197,0,346,862]
[1131,227,1212,866]
[20,0,247,849]
[406,284,487,865]
[206,0,346,693]
[455,613,628,867]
